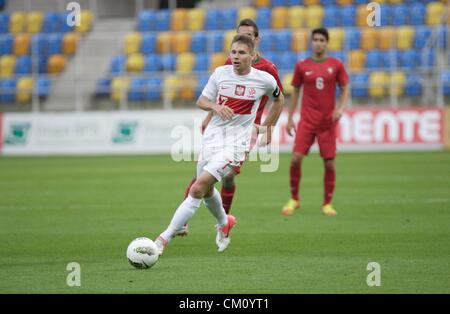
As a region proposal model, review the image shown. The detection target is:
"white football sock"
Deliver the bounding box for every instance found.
[204,188,228,227]
[160,195,202,241]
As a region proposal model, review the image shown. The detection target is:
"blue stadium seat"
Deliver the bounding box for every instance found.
[321,0,336,5]
[42,12,61,33]
[128,77,146,101]
[36,77,51,98]
[144,54,162,72]
[380,4,392,26]
[155,10,170,31]
[221,8,237,30]
[256,8,271,30]
[273,31,291,52]
[138,10,157,32]
[37,56,48,73]
[324,6,340,28]
[0,13,9,33]
[419,48,435,68]
[365,50,382,69]
[277,51,297,71]
[329,51,347,64]
[437,27,448,50]
[346,29,360,50]
[194,53,209,72]
[259,30,275,52]
[353,0,367,4]
[196,74,209,97]
[161,54,176,71]
[0,33,13,55]
[15,55,32,74]
[32,34,49,57]
[110,55,126,74]
[210,32,224,53]
[191,32,207,54]
[442,72,450,96]
[205,9,221,30]
[404,74,422,97]
[410,3,426,26]
[397,50,419,68]
[145,77,162,101]
[60,13,74,33]
[141,33,157,54]
[351,73,369,97]
[392,5,408,26]
[414,27,431,49]
[95,78,111,97]
[0,79,16,103]
[48,33,63,55]
[0,0,5,11]
[341,5,356,27]
[380,50,395,69]
[271,0,287,6]
[262,52,278,67]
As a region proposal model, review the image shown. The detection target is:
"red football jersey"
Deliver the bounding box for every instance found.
[225,53,283,125]
[291,57,349,130]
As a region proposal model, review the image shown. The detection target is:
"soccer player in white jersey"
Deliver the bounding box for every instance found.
[154,35,284,255]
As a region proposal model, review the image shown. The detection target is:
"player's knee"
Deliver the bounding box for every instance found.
[324,159,335,171]
[189,182,205,199]
[222,172,235,189]
[291,153,303,165]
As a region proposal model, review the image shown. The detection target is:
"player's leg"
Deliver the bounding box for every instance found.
[282,124,315,215]
[173,175,197,237]
[155,171,216,255]
[317,126,338,216]
[221,171,236,214]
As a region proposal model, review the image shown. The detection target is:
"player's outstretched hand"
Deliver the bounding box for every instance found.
[259,132,272,147]
[214,105,234,120]
[286,119,296,137]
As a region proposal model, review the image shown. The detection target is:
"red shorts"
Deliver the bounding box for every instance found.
[293,123,337,159]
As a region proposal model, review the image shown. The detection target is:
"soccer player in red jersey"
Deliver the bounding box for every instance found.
[176,19,284,236]
[282,27,349,217]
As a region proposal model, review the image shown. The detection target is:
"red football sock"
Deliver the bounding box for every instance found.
[324,167,336,205]
[183,178,196,199]
[221,184,236,214]
[290,161,301,201]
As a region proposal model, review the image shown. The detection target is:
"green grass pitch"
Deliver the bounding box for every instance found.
[0,151,449,293]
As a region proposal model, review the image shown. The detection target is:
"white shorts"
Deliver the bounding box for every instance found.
[196,147,245,182]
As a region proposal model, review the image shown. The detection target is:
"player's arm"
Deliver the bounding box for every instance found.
[201,111,213,133]
[258,87,284,146]
[287,87,300,137]
[333,83,349,122]
[197,95,234,120]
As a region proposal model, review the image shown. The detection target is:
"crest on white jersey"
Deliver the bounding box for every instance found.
[235,85,246,96]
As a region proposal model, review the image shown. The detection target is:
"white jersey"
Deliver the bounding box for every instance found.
[201,65,279,152]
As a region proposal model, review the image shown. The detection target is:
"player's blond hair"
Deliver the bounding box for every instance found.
[231,34,255,52]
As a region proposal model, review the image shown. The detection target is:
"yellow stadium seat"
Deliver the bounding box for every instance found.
[157,32,172,54]
[254,0,270,7]
[163,75,179,101]
[369,71,388,97]
[76,10,94,33]
[172,32,192,54]
[390,71,406,96]
[187,8,205,31]
[426,2,445,25]
[348,50,366,72]
[126,53,145,73]
[26,11,43,33]
[210,52,227,71]
[176,53,195,73]
[387,0,402,4]
[171,8,188,31]
[304,0,320,5]
[337,0,353,5]
[223,30,236,52]
[178,75,197,100]
[306,5,324,28]
[282,73,294,96]
[271,7,289,29]
[124,32,142,55]
[357,4,368,27]
[292,29,309,52]
[378,27,396,50]
[111,76,130,102]
[63,33,80,55]
[238,7,257,23]
[9,12,26,34]
[13,34,31,56]
[0,55,16,78]
[16,77,34,103]
[289,6,306,29]
[328,28,345,51]
[361,27,378,50]
[47,54,66,74]
[396,26,415,50]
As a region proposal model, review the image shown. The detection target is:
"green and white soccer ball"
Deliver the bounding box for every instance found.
[126,237,159,269]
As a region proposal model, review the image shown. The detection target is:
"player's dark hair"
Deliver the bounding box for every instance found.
[231,34,255,52]
[237,18,259,38]
[311,27,329,42]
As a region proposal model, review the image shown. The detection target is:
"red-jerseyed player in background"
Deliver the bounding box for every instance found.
[282,27,349,217]
[175,19,284,237]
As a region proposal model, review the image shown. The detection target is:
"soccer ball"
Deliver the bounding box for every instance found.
[126,237,159,269]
